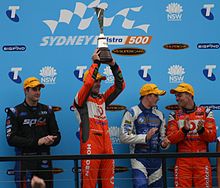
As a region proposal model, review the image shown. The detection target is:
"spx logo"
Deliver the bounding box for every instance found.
[201,4,214,20]
[203,65,216,81]
[138,66,151,81]
[166,3,183,21]
[39,66,57,84]
[6,6,20,22]
[168,65,185,83]
[8,67,22,83]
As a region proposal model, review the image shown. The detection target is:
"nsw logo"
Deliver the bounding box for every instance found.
[138,66,151,81]
[39,66,57,84]
[6,6,20,22]
[8,67,22,83]
[168,65,185,83]
[201,4,214,20]
[166,3,183,21]
[103,66,114,84]
[203,65,216,81]
[109,126,120,144]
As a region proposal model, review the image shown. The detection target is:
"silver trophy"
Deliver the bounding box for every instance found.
[94,7,113,63]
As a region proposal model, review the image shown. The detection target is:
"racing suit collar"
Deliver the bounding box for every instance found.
[181,103,197,114]
[23,100,39,111]
[138,102,155,112]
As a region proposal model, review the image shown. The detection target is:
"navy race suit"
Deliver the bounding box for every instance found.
[120,102,166,188]
[5,101,61,188]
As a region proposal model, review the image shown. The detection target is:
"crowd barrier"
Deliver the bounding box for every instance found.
[0,152,220,188]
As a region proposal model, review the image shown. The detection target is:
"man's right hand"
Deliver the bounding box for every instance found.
[92,48,101,62]
[38,135,57,146]
[184,117,190,131]
[145,128,158,142]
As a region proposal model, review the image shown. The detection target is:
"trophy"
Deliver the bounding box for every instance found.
[94,7,113,63]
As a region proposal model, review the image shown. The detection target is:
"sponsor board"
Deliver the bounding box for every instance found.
[7,168,63,175]
[106,104,126,111]
[8,67,22,84]
[163,43,189,50]
[197,43,219,49]
[109,126,120,144]
[40,66,57,85]
[6,6,20,22]
[72,166,128,174]
[3,45,26,52]
[166,3,183,21]
[201,4,214,20]
[168,65,185,83]
[40,36,152,46]
[52,106,62,112]
[139,66,152,81]
[165,104,179,111]
[41,1,151,46]
[200,104,220,110]
[166,104,220,111]
[112,47,145,56]
[203,65,216,81]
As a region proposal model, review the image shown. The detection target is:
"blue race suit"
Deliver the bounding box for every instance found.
[120,102,166,188]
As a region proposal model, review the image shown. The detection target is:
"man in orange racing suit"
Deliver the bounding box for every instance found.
[166,82,216,188]
[73,49,125,188]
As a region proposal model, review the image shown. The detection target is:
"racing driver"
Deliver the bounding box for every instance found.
[73,48,125,188]
[166,82,216,188]
[5,77,61,188]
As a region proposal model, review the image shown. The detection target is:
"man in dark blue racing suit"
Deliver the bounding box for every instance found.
[120,83,169,188]
[5,77,61,188]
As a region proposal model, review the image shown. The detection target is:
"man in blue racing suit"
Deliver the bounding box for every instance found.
[120,83,169,188]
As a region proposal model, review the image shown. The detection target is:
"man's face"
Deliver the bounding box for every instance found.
[25,86,41,103]
[175,92,192,108]
[146,94,159,107]
[91,79,101,94]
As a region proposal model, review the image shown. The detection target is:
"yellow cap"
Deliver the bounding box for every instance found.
[170,82,194,96]
[140,83,166,96]
[83,70,106,82]
[23,77,45,89]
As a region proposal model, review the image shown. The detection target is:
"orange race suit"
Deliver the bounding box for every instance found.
[167,106,216,188]
[73,61,125,188]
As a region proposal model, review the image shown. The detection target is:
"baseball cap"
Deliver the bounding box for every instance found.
[140,83,166,96]
[170,82,194,96]
[23,77,45,89]
[83,70,106,82]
